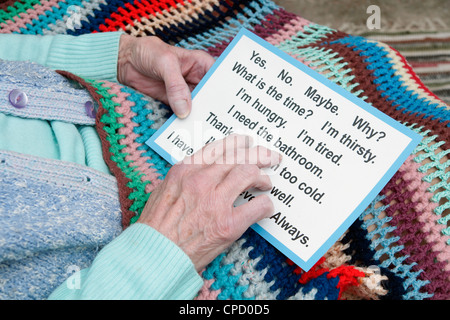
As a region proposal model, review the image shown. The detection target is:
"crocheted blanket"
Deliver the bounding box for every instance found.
[1,0,449,300]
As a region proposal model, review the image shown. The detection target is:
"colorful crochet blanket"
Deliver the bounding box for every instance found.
[1,0,449,300]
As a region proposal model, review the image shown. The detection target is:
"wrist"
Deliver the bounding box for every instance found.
[117,34,134,85]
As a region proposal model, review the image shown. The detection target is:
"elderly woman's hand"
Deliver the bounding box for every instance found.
[117,34,215,119]
[137,134,282,272]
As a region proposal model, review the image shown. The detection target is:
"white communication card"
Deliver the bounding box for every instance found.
[146,28,422,271]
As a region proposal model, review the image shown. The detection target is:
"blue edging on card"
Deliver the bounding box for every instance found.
[146,28,423,271]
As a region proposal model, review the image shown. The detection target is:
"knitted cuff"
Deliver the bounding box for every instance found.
[47,31,123,82]
[67,223,203,300]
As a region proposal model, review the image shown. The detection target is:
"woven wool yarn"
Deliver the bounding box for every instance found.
[0,0,449,300]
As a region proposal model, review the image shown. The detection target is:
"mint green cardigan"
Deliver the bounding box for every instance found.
[0,32,203,299]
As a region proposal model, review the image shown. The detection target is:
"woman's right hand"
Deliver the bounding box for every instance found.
[137,134,282,272]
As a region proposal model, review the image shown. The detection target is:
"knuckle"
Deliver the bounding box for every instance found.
[214,221,234,242]
[257,194,274,212]
[256,145,271,158]
[241,164,260,178]
[195,49,212,59]
[160,48,177,63]
[166,81,186,94]
[182,169,210,191]
[167,162,187,178]
[229,164,260,186]
[259,173,272,189]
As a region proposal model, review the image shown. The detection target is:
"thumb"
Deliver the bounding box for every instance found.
[164,62,192,119]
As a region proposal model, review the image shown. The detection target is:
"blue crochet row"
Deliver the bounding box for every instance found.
[121,87,170,179]
[331,36,450,126]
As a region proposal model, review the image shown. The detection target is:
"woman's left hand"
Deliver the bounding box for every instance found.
[117,34,215,119]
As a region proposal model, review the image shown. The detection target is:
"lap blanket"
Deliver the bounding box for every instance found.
[1,0,449,300]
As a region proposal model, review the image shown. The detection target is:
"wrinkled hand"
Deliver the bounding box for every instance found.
[138,135,282,272]
[117,34,215,118]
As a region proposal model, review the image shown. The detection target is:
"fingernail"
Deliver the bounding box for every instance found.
[272,152,282,166]
[271,149,282,162]
[173,100,189,119]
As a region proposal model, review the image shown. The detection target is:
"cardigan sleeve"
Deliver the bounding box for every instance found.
[0,32,122,81]
[48,223,203,300]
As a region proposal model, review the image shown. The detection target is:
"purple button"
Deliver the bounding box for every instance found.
[85,101,96,119]
[9,89,28,108]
